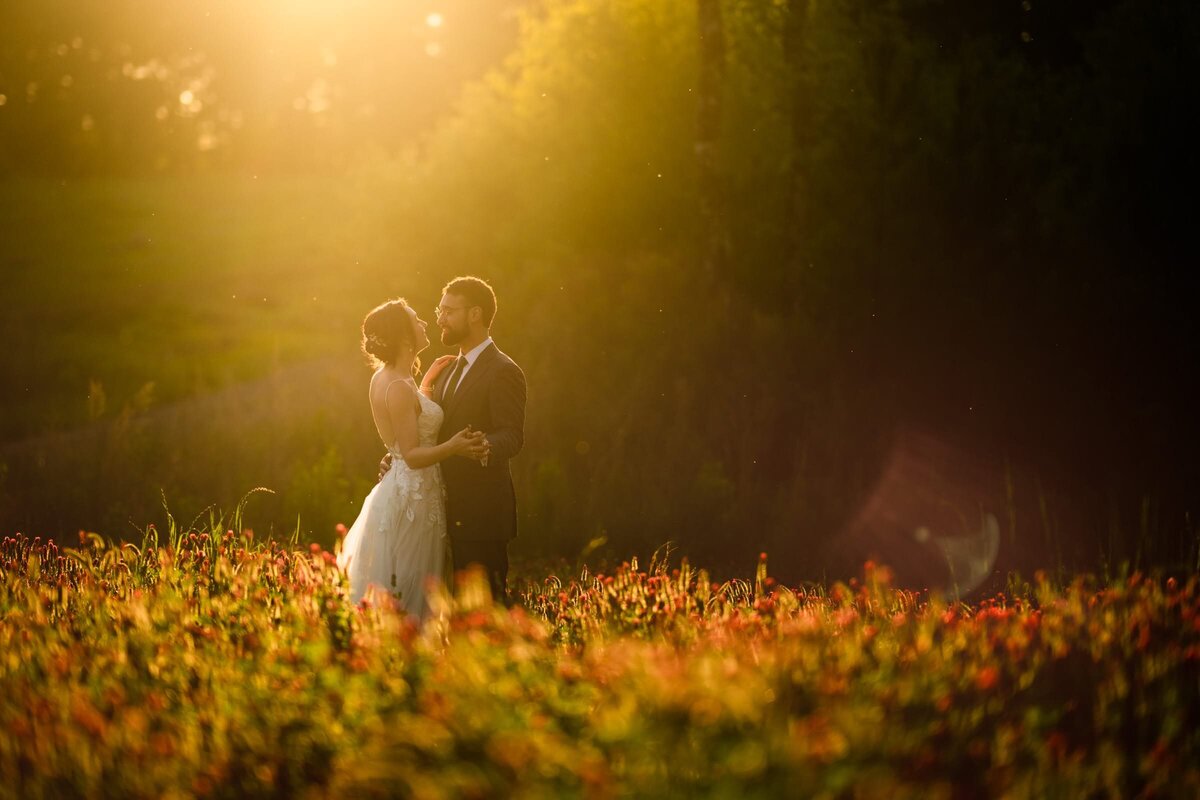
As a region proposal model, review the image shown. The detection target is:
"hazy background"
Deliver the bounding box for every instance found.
[2,0,1197,588]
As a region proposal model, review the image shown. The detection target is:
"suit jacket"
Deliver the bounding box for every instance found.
[433,342,527,542]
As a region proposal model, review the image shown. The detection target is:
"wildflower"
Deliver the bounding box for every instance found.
[1137,624,1152,651]
[975,666,999,691]
[1046,731,1069,761]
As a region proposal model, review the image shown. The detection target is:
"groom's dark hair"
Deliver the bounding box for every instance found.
[443,276,497,328]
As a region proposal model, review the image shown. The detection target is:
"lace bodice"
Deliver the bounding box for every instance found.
[383,383,445,457]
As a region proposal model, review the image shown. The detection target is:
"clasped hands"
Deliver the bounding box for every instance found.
[449,425,491,464]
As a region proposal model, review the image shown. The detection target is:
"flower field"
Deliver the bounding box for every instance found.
[2,528,1198,799]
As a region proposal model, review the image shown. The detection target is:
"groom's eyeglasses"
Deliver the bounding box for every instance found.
[435,305,469,319]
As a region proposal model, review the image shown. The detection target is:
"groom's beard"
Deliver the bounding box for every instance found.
[440,324,466,347]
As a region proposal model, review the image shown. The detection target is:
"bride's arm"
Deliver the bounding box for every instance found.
[387,380,488,468]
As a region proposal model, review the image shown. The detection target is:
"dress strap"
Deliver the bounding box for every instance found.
[382,376,416,407]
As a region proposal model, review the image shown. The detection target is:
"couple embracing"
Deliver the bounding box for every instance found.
[336,276,527,618]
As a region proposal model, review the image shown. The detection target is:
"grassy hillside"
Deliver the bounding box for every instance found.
[0,174,449,540]
[0,175,407,439]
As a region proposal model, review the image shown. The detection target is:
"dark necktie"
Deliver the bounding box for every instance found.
[441,356,468,403]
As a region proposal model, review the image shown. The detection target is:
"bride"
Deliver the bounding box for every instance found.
[336,298,488,619]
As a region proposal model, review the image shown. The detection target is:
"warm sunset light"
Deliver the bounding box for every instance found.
[1,1,1197,793]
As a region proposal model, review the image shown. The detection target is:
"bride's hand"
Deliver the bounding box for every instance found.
[447,426,489,459]
[421,355,458,392]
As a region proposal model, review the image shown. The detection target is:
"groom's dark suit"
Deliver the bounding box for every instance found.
[432,341,526,599]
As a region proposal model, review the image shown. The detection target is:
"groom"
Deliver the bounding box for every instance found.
[429,276,527,603]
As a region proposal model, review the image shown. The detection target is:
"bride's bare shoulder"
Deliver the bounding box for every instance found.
[367,368,409,403]
[370,365,406,387]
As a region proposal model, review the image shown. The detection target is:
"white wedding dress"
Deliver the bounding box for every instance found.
[337,385,447,620]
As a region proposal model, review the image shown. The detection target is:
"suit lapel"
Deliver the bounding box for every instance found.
[444,343,497,417]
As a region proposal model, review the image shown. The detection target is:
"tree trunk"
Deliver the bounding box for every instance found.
[782,0,811,285]
[696,0,728,279]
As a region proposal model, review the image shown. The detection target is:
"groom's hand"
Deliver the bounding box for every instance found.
[378,452,393,482]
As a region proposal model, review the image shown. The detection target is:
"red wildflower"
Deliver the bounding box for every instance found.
[1046,731,1069,762]
[1137,624,1152,651]
[975,666,999,691]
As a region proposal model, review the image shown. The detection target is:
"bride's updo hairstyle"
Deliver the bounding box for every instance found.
[361,298,421,377]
